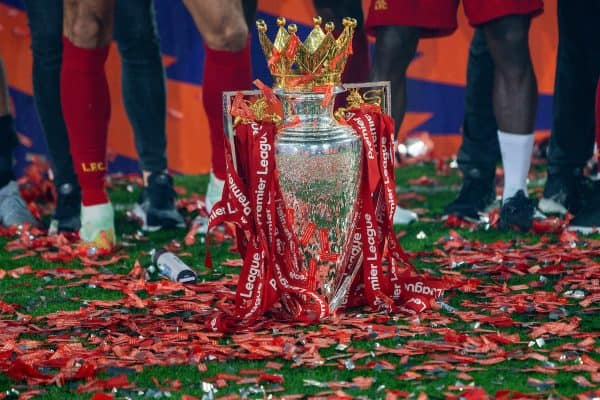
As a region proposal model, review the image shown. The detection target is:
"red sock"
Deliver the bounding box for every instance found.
[203,41,252,180]
[341,28,370,84]
[60,37,111,206]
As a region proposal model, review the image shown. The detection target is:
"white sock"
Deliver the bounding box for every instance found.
[498,130,534,203]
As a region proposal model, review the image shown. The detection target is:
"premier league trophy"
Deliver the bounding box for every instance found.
[209,16,441,330]
[255,17,363,305]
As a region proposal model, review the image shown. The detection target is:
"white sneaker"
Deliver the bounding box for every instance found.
[80,202,116,251]
[538,197,568,215]
[393,206,418,225]
[205,172,225,214]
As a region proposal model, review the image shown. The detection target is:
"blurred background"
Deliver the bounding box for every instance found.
[0,0,558,176]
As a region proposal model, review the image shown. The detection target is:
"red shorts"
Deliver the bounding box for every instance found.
[366,0,544,38]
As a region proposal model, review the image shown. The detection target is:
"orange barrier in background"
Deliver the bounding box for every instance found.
[0,0,557,174]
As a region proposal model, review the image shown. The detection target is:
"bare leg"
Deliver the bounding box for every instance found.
[369,25,421,225]
[484,15,537,134]
[63,0,114,48]
[369,26,420,134]
[183,0,250,52]
[484,15,538,229]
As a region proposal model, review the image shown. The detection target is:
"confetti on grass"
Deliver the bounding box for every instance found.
[0,165,599,398]
[0,226,598,398]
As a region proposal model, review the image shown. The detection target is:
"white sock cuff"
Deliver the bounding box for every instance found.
[497,130,535,144]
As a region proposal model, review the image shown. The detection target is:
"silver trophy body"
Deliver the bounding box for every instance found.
[275,89,362,305]
[223,82,392,310]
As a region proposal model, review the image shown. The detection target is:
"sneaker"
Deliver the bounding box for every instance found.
[49,183,81,234]
[444,169,497,220]
[205,172,225,214]
[568,205,600,234]
[567,181,600,234]
[498,190,538,232]
[539,168,584,215]
[132,172,185,231]
[80,202,116,250]
[393,206,418,225]
[0,181,38,227]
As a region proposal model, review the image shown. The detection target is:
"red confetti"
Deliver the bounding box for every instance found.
[258,374,284,384]
[319,228,330,253]
[299,222,316,246]
[532,217,566,234]
[408,176,438,186]
[90,394,114,400]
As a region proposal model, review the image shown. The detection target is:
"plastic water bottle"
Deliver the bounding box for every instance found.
[151,248,197,284]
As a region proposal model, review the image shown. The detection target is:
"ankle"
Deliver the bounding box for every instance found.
[81,189,109,206]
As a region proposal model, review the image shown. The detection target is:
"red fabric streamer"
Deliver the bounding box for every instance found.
[206,120,326,332]
[285,34,300,59]
[206,90,449,331]
[252,79,280,107]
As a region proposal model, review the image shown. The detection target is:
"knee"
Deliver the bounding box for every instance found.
[486,17,531,64]
[487,24,533,78]
[489,25,529,53]
[71,17,101,47]
[203,24,248,52]
[67,15,110,48]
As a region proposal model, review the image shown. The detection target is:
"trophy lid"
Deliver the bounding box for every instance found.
[256,16,357,92]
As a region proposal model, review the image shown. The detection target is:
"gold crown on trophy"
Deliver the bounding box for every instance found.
[256,16,357,91]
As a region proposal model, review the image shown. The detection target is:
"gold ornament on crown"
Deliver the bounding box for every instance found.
[256,16,357,91]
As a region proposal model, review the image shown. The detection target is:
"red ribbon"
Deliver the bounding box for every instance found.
[207,119,325,332]
[285,34,300,59]
[253,79,280,107]
[207,91,448,332]
[343,105,444,313]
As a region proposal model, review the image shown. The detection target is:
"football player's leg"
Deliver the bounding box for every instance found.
[184,0,256,212]
[0,56,38,227]
[114,0,185,230]
[543,0,600,215]
[366,0,457,132]
[369,25,419,131]
[62,0,116,248]
[445,29,500,220]
[484,15,537,206]
[24,0,81,232]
